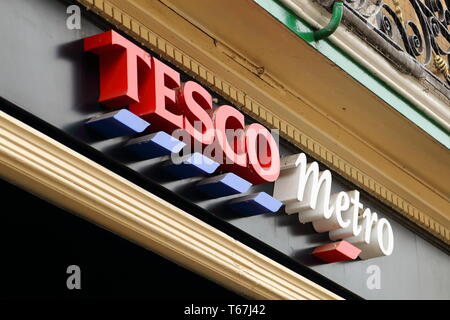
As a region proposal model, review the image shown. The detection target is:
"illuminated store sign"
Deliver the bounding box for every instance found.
[83,30,283,217]
[84,30,280,185]
[83,30,394,263]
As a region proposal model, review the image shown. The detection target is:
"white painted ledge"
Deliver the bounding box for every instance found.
[0,110,342,300]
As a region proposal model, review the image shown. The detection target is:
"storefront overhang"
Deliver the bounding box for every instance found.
[73,0,449,247]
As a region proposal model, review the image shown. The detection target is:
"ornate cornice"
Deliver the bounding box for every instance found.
[324,0,450,86]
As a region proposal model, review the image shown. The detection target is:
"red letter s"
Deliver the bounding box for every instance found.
[178,81,214,145]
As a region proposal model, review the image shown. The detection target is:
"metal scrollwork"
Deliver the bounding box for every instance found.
[344,0,450,84]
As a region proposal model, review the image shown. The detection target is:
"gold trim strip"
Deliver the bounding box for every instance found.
[76,0,449,244]
[0,110,342,300]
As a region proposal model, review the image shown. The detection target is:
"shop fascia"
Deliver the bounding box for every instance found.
[83,30,394,262]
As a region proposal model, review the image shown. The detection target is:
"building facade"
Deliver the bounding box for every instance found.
[0,0,449,300]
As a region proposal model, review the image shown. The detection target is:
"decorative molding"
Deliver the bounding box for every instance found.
[74,0,450,245]
[285,0,450,133]
[341,0,450,84]
[0,110,342,300]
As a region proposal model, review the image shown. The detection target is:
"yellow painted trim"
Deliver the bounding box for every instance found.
[74,0,449,245]
[0,110,342,300]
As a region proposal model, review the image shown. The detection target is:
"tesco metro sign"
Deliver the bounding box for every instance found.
[84,30,280,185]
[83,30,394,263]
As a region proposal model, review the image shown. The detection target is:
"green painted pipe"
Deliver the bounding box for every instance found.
[313,1,343,41]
